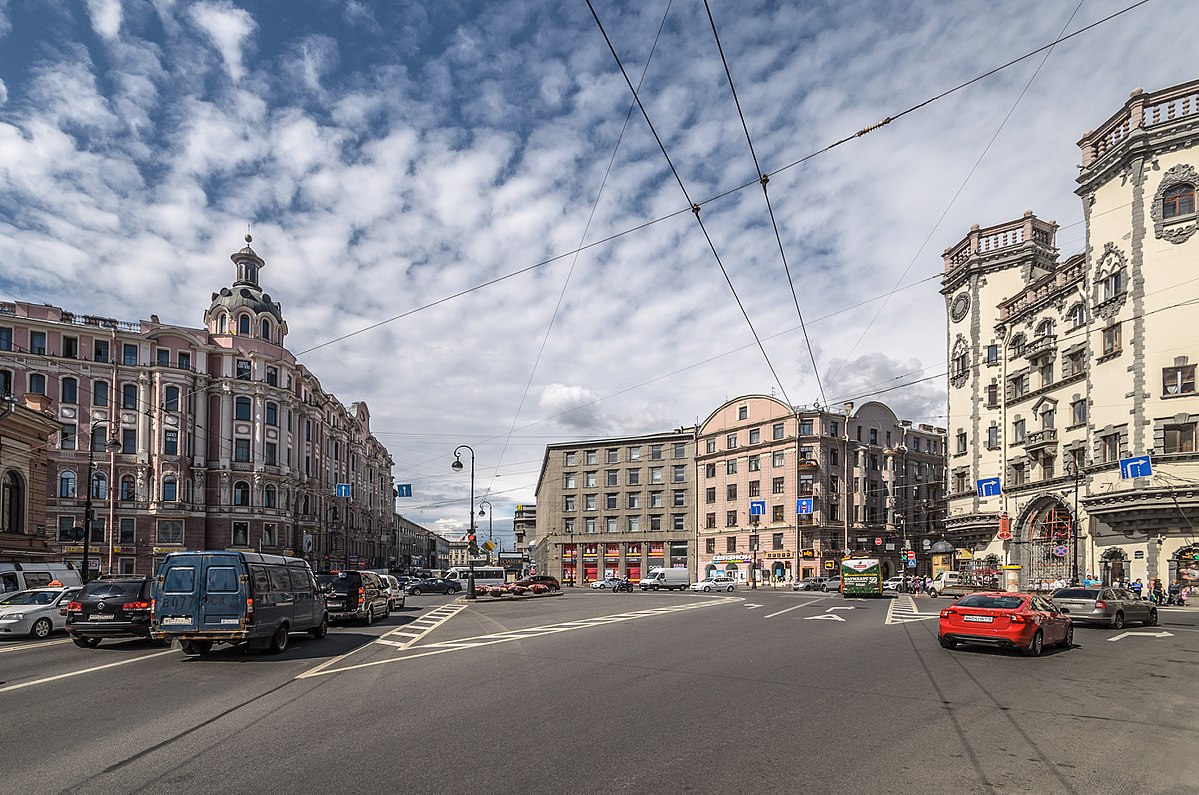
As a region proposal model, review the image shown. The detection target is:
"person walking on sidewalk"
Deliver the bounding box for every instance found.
[1152,578,1165,605]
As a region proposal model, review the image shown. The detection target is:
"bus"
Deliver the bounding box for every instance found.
[443,566,506,590]
[840,556,884,597]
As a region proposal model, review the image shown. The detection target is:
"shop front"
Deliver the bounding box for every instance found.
[705,552,753,582]
[647,541,665,572]
[763,551,792,585]
[562,543,577,585]
[625,542,642,582]
[604,543,621,579]
[581,543,599,584]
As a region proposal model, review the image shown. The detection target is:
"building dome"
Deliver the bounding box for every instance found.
[204,235,286,336]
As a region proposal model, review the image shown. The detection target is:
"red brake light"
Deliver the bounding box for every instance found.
[1010,614,1026,624]
[67,601,82,611]
[122,601,151,611]
[1095,600,1107,609]
[357,586,365,605]
[940,608,956,618]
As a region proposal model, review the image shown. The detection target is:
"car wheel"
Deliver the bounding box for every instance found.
[269,625,289,654]
[448,587,459,595]
[1063,624,1074,648]
[727,586,735,592]
[653,585,660,591]
[364,605,375,625]
[310,615,329,639]
[72,635,101,648]
[1112,611,1125,630]
[938,636,957,650]
[1145,609,1158,627]
[703,585,711,592]
[410,587,422,595]
[29,617,53,640]
[928,589,938,598]
[1022,630,1044,657]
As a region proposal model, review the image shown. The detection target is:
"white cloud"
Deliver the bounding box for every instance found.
[85,0,122,40]
[189,0,256,83]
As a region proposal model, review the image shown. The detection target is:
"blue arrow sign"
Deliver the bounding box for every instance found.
[336,483,352,498]
[749,500,766,516]
[395,484,412,498]
[796,498,814,515]
[1119,455,1152,480]
[976,477,1002,498]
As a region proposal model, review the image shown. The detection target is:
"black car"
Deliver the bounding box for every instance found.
[405,577,460,595]
[316,571,390,624]
[66,575,166,647]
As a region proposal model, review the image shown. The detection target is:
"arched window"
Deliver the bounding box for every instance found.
[261,318,271,340]
[164,386,179,412]
[121,476,136,501]
[91,472,108,500]
[1035,318,1055,338]
[61,377,78,404]
[1068,303,1087,329]
[1,470,24,533]
[1009,334,1025,358]
[238,314,251,335]
[218,314,227,334]
[58,471,77,498]
[1162,183,1196,219]
[263,484,276,508]
[122,383,138,409]
[233,480,250,506]
[162,476,177,502]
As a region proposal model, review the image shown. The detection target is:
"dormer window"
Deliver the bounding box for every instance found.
[1162,183,1195,219]
[261,318,271,340]
[238,314,251,335]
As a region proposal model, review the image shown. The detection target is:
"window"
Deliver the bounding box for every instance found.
[1011,463,1026,486]
[1162,183,1196,219]
[606,449,619,464]
[772,423,784,440]
[28,373,46,394]
[90,472,108,499]
[986,383,998,407]
[674,442,686,458]
[800,420,813,436]
[266,402,278,426]
[123,343,138,366]
[162,477,177,502]
[706,537,716,552]
[261,318,272,340]
[585,494,597,510]
[952,350,969,380]
[772,477,785,494]
[233,521,249,546]
[772,532,784,551]
[627,493,640,509]
[585,518,596,533]
[1013,419,1026,443]
[672,489,685,508]
[726,433,737,449]
[672,514,685,531]
[121,428,136,454]
[61,377,78,404]
[628,447,641,461]
[120,476,135,501]
[1041,456,1055,480]
[749,480,761,498]
[564,451,577,466]
[234,438,251,462]
[262,523,278,547]
[606,494,618,510]
[605,517,617,533]
[238,315,251,335]
[119,517,135,544]
[177,351,190,371]
[627,469,640,486]
[264,484,277,508]
[748,455,761,472]
[956,431,967,454]
[1068,303,1087,329]
[59,470,77,498]
[1101,272,1123,303]
[706,514,717,530]
[157,520,184,545]
[1071,399,1087,426]
[61,425,76,450]
[93,380,109,407]
[772,505,784,523]
[586,450,597,465]
[1164,424,1197,453]
[650,466,664,484]
[0,327,10,351]
[738,406,748,420]
[1011,374,1029,398]
[585,471,597,488]
[650,445,663,460]
[726,460,737,475]
[986,426,999,449]
[158,429,177,456]
[93,340,109,363]
[773,451,785,467]
[156,349,170,367]
[1102,325,1122,356]
[233,481,250,506]
[1039,360,1053,388]
[1164,365,1197,396]
[235,396,252,421]
[705,439,717,454]
[706,463,717,478]
[726,484,737,500]
[985,344,998,364]
[122,383,138,409]
[705,487,716,504]
[726,535,737,551]
[673,465,686,483]
[1100,434,1120,463]
[564,495,576,511]
[236,359,251,380]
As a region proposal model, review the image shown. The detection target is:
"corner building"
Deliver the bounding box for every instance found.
[0,236,395,575]
[942,79,1199,589]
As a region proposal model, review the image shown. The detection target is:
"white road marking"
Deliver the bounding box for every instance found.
[303,602,469,679]
[0,638,70,654]
[886,594,939,625]
[763,604,808,618]
[745,604,764,610]
[0,649,177,694]
[828,606,855,611]
[804,614,846,622]
[1107,631,1174,641]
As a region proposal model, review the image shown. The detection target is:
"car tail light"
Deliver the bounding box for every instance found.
[357,586,365,606]
[68,601,82,611]
[122,601,152,611]
[246,597,254,623]
[1009,614,1026,624]
[1095,600,1107,609]
[939,608,956,618]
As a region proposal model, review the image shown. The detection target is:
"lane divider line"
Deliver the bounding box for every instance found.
[0,648,177,694]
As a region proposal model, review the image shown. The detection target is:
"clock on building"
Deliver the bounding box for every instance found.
[950,292,971,323]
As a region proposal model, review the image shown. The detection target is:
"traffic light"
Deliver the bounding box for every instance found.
[468,533,479,555]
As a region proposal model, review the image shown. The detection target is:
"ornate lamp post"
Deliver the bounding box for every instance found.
[478,499,493,563]
[78,420,120,583]
[452,445,477,600]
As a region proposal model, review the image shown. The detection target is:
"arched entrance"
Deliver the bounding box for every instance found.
[1011,496,1074,589]
[1100,547,1127,586]
[725,562,740,581]
[704,563,718,579]
[1170,546,1199,594]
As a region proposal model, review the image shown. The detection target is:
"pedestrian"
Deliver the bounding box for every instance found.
[1152,578,1165,605]
[1181,586,1190,607]
[1132,578,1144,597]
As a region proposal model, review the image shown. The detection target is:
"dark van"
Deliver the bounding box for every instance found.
[152,551,328,655]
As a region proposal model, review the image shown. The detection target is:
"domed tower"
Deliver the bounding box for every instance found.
[203,234,288,345]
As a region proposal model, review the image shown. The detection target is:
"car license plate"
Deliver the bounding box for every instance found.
[963,615,993,623]
[160,616,191,625]
[90,613,115,621]
[326,601,342,609]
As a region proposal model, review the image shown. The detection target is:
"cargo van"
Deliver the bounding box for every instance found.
[638,567,690,591]
[0,562,83,594]
[152,551,328,655]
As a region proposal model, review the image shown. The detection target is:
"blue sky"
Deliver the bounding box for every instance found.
[0,0,1190,546]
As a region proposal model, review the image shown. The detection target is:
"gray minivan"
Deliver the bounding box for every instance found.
[152,551,328,655]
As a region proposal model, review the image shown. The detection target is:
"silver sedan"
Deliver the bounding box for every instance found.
[1051,587,1157,629]
[0,587,81,639]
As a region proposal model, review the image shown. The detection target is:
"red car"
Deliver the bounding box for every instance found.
[514,575,561,591]
[938,591,1073,656]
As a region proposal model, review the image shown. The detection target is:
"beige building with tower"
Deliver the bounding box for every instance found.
[943,78,1199,590]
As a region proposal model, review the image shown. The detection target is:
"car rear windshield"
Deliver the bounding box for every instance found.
[82,581,143,599]
[1054,588,1099,599]
[316,573,356,594]
[956,594,1025,609]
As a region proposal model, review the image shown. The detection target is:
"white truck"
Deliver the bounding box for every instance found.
[927,570,989,599]
[638,567,690,591]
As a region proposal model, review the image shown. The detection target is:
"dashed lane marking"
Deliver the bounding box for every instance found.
[886,594,938,625]
[297,597,738,680]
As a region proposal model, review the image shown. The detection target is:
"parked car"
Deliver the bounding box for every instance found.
[405,577,461,595]
[66,576,165,647]
[0,586,80,639]
[316,571,390,624]
[378,574,406,612]
[938,592,1072,656]
[793,576,827,592]
[822,577,842,592]
[514,575,561,591]
[590,577,623,590]
[882,576,905,592]
[690,576,737,592]
[1050,587,1157,628]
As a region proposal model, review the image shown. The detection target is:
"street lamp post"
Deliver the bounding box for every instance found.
[749,515,760,590]
[79,420,120,584]
[452,445,477,600]
[1067,457,1086,585]
[478,499,493,564]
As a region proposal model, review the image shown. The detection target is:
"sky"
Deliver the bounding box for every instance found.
[0,0,1189,549]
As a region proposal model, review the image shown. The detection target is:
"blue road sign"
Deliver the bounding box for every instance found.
[796,498,814,515]
[336,483,352,498]
[906,559,917,569]
[750,500,766,516]
[976,477,1002,498]
[1119,455,1152,480]
[395,484,412,498]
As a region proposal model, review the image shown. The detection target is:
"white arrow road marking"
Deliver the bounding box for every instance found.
[1107,631,1175,642]
[804,613,846,622]
[745,604,764,610]
[827,606,855,611]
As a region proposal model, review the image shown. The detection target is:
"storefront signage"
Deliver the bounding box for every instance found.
[801,548,815,558]
[764,551,791,559]
[712,553,752,563]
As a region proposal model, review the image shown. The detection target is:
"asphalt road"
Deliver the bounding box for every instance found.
[3,588,1197,794]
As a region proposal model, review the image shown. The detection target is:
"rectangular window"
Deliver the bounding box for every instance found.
[673,465,686,483]
[265,442,277,466]
[606,518,617,533]
[119,517,136,544]
[772,532,784,550]
[705,487,716,504]
[627,447,641,461]
[726,433,737,449]
[1164,424,1196,454]
[650,445,663,460]
[93,339,109,363]
[585,471,597,487]
[123,343,138,366]
[162,430,178,455]
[706,537,716,552]
[956,432,967,454]
[627,468,640,486]
[772,505,784,523]
[265,366,278,387]
[773,451,785,467]
[1102,324,1122,356]
[564,495,576,511]
[726,484,737,500]
[674,442,686,458]
[986,344,998,364]
[986,426,998,449]
[122,383,138,409]
[177,352,191,371]
[266,403,278,426]
[585,518,596,533]
[672,514,685,531]
[1011,463,1026,486]
[0,327,11,351]
[61,425,76,450]
[30,331,46,355]
[232,522,249,547]
[706,463,717,478]
[650,466,664,484]
[749,480,761,498]
[585,494,597,510]
[672,490,685,508]
[748,455,761,472]
[706,438,717,454]
[606,470,619,487]
[586,450,597,465]
[869,428,878,445]
[235,397,252,421]
[564,451,577,466]
[627,493,640,509]
[773,423,785,440]
[706,514,717,530]
[606,494,618,510]
[738,405,748,420]
[726,535,737,551]
[236,359,251,380]
[1041,456,1055,479]
[772,477,785,494]
[1164,365,1197,396]
[29,373,46,394]
[986,383,998,407]
[650,516,662,532]
[235,438,251,462]
[262,523,278,547]
[800,420,813,436]
[94,381,109,407]
[748,429,761,445]
[607,448,619,464]
[564,472,577,489]
[1013,420,1026,443]
[156,348,170,367]
[726,460,737,475]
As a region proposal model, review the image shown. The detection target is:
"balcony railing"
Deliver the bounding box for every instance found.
[1023,334,1057,360]
[1024,429,1058,451]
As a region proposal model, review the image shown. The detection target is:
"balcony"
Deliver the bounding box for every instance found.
[798,459,820,470]
[1022,334,1057,361]
[1024,428,1058,452]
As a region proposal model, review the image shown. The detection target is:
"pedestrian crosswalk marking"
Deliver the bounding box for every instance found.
[886,594,938,625]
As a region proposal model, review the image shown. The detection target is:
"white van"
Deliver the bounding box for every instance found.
[0,562,83,594]
[638,567,690,591]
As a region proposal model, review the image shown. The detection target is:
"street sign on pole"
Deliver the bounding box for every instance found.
[976,477,1002,497]
[336,483,352,498]
[874,537,882,546]
[395,484,412,498]
[1119,455,1152,480]
[796,498,814,515]
[750,500,766,516]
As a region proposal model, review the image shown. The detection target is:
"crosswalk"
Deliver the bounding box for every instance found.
[886,594,938,625]
[373,602,468,649]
